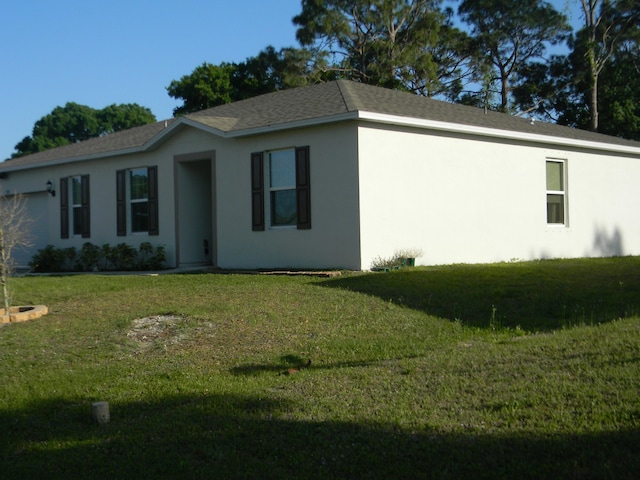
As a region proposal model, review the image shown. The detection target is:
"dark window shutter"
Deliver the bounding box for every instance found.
[251,152,265,231]
[295,146,311,230]
[60,178,69,239]
[81,175,90,238]
[116,169,126,236]
[148,166,159,236]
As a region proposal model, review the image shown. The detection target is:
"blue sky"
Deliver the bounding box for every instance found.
[0,0,580,161]
[0,0,302,160]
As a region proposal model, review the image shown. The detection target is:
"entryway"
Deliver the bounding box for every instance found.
[175,153,215,267]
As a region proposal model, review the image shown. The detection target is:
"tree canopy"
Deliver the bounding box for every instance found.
[166,46,324,115]
[293,0,468,97]
[12,103,156,158]
[559,0,640,134]
[457,0,570,113]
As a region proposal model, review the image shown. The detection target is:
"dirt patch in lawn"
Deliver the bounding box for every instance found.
[127,314,186,348]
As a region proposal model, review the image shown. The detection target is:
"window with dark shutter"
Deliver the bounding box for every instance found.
[116,169,126,236]
[60,178,69,239]
[148,166,159,236]
[295,146,311,230]
[251,152,265,231]
[81,174,90,238]
[253,147,311,231]
[117,167,158,236]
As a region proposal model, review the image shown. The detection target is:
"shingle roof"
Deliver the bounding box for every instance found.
[189,80,640,148]
[1,119,178,169]
[334,80,640,148]
[186,80,351,131]
[2,80,639,171]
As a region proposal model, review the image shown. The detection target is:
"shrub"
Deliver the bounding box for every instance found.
[100,244,115,270]
[370,248,423,271]
[370,255,401,271]
[101,243,138,271]
[29,245,69,272]
[29,242,167,273]
[138,242,166,270]
[149,245,167,270]
[394,248,423,260]
[78,242,101,271]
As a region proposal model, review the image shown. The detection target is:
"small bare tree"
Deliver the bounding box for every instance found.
[0,192,33,313]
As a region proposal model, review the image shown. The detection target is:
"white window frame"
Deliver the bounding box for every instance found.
[127,167,149,234]
[546,158,567,226]
[266,148,297,229]
[69,175,83,236]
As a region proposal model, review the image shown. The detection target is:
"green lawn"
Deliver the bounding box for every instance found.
[1,257,639,479]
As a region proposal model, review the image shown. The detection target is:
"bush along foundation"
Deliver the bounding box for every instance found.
[29,242,166,273]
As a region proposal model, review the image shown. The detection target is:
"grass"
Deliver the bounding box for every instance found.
[1,257,639,479]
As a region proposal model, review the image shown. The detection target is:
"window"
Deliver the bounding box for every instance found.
[71,176,83,235]
[117,166,158,236]
[269,149,297,226]
[546,160,566,225]
[251,146,310,231]
[129,168,149,232]
[60,175,90,238]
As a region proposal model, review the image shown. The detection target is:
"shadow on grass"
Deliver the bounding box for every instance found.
[230,354,382,377]
[1,394,638,480]
[317,258,640,331]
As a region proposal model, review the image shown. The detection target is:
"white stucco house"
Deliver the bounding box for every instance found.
[1,80,639,270]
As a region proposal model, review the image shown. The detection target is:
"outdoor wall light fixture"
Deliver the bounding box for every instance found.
[46,180,56,197]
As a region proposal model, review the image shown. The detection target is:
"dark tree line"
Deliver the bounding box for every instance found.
[11,0,640,157]
[12,103,156,158]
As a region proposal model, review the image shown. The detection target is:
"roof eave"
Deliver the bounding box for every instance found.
[0,118,205,172]
[0,145,147,173]
[358,112,640,155]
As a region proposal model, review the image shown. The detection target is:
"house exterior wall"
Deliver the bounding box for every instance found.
[0,126,220,268]
[1,151,179,267]
[1,122,363,270]
[357,123,640,268]
[4,117,638,272]
[158,122,362,270]
[212,122,361,270]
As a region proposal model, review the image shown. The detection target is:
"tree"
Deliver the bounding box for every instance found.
[293,0,465,97]
[231,46,323,98]
[596,51,640,140]
[167,46,323,115]
[458,0,570,113]
[544,0,640,139]
[576,0,640,131]
[166,62,236,115]
[12,103,156,158]
[98,103,158,135]
[555,30,640,139]
[0,193,33,313]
